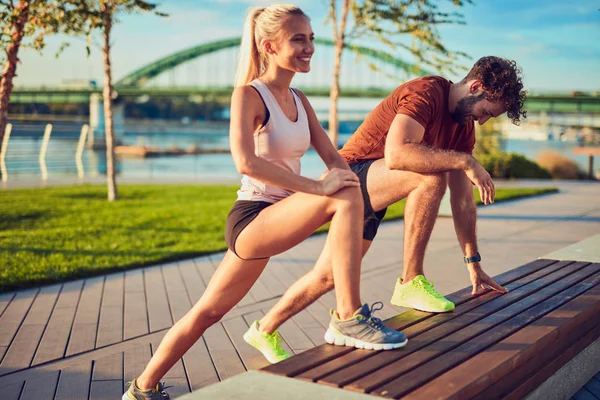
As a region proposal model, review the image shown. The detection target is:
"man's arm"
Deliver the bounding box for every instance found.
[385,114,495,205]
[448,170,507,294]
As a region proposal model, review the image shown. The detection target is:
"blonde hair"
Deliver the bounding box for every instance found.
[234,4,308,88]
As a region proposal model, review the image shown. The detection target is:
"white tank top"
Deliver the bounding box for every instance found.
[236,79,311,203]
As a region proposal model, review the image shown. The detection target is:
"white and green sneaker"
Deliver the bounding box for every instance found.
[390,275,455,313]
[243,320,291,364]
[325,302,408,350]
[122,379,170,400]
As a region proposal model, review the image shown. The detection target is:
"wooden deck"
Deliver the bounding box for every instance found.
[0,181,599,399]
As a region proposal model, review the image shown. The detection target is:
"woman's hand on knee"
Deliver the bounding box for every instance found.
[318,168,360,196]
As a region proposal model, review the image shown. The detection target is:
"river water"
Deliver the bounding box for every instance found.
[2,115,595,182]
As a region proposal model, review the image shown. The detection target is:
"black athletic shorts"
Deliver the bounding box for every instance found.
[350,159,387,241]
[225,200,273,259]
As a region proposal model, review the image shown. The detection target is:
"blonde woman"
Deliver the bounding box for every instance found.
[123,4,406,399]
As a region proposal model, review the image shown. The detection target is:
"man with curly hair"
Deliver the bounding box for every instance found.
[246,56,527,362]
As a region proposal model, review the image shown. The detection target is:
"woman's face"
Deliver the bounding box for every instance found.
[266,14,314,74]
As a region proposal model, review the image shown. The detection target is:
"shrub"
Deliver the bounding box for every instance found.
[477,153,552,179]
[536,151,583,180]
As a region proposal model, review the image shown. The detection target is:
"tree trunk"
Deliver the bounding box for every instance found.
[0,1,30,156]
[328,0,349,149]
[101,0,118,201]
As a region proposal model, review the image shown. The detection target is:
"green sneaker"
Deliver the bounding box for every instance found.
[390,275,455,313]
[243,320,291,364]
[122,379,170,400]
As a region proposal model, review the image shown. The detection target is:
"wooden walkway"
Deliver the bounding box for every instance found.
[0,181,599,399]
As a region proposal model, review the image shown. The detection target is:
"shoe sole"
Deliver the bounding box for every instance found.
[243,331,288,364]
[390,297,454,313]
[324,330,408,350]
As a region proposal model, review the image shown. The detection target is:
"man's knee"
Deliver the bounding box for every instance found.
[313,269,335,291]
[421,172,448,196]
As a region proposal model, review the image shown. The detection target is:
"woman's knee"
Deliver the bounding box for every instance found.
[191,305,227,326]
[328,186,364,212]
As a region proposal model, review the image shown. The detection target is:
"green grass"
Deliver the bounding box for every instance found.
[0,184,558,292]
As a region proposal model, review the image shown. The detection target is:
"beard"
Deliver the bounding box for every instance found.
[452,93,485,125]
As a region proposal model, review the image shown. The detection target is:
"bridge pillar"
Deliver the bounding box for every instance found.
[88,93,125,149]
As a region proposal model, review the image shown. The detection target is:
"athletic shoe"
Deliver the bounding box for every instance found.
[243,320,291,364]
[390,275,455,312]
[122,379,170,400]
[325,302,408,350]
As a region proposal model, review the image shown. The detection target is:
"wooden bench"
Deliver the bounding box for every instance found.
[261,258,600,399]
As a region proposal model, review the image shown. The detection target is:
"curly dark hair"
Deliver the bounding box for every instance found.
[465,56,527,125]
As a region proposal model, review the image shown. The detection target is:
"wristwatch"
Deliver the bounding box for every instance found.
[464,252,481,264]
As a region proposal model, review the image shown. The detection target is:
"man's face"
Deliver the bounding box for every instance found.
[452,93,506,125]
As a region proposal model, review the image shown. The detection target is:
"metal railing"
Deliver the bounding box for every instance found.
[1,123,90,183]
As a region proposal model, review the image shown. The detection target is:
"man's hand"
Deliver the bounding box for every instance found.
[467,262,508,295]
[464,158,495,205]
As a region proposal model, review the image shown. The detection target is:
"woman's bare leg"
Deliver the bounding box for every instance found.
[136,251,269,389]
[136,186,364,389]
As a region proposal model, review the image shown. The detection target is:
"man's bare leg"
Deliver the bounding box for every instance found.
[260,159,447,333]
[365,160,447,283]
[259,237,372,334]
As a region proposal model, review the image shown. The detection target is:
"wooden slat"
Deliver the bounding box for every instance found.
[123,270,149,340]
[291,309,327,347]
[89,380,122,400]
[92,352,123,381]
[66,276,104,356]
[96,272,124,347]
[0,289,37,353]
[181,336,220,391]
[33,280,83,365]
[261,259,559,378]
[19,369,60,400]
[195,257,216,288]
[323,261,587,390]
[178,260,206,302]
[374,265,600,398]
[403,280,600,400]
[277,317,316,354]
[54,361,93,400]
[144,266,173,332]
[123,344,151,389]
[287,260,571,383]
[162,263,192,322]
[202,321,246,381]
[1,326,46,374]
[0,293,15,318]
[3,381,23,400]
[151,337,189,397]
[222,315,269,371]
[0,285,60,373]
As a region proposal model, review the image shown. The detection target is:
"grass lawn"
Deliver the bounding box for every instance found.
[0,184,558,292]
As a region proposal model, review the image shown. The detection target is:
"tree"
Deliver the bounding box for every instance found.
[0,0,68,155]
[59,0,165,201]
[327,0,471,147]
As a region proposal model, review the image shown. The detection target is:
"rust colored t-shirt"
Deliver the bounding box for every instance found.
[339,76,475,164]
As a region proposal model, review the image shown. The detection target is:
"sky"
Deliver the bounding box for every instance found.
[11,0,600,93]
